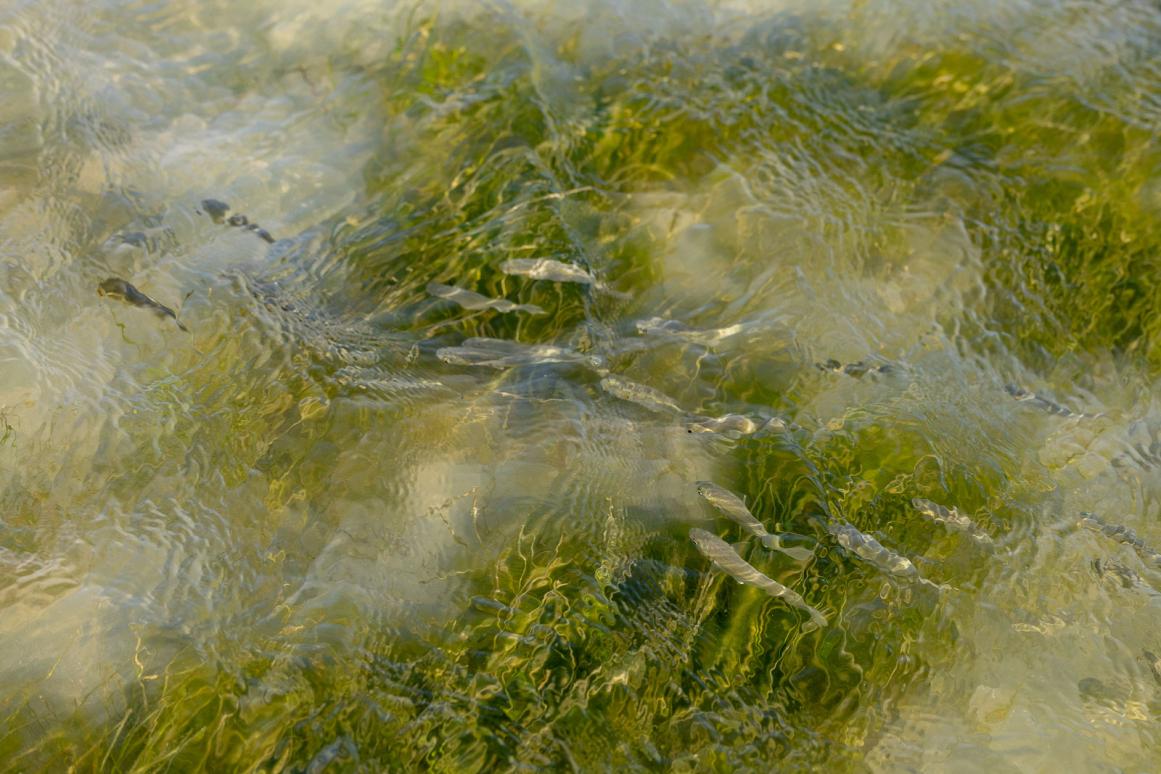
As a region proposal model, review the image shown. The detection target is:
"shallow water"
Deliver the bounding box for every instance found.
[2,0,1160,769]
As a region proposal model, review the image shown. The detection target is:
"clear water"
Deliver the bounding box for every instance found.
[2,0,1160,770]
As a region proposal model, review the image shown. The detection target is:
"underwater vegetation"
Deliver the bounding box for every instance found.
[1,0,1160,770]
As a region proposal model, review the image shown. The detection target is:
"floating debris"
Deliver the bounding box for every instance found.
[1079,513,1161,566]
[696,481,813,561]
[689,528,826,628]
[426,282,545,315]
[1005,384,1095,419]
[600,375,682,415]
[912,498,994,546]
[816,358,892,377]
[199,198,275,243]
[436,337,601,370]
[500,258,595,285]
[97,277,188,332]
[828,522,926,582]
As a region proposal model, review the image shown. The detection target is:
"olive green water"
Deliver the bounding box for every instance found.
[2,0,1161,770]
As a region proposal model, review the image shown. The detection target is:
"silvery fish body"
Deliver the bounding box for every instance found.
[696,481,761,530]
[1005,383,1096,419]
[500,258,595,285]
[689,528,826,627]
[1079,513,1161,566]
[912,498,994,546]
[426,282,545,315]
[816,358,892,377]
[600,375,682,415]
[635,316,747,345]
[829,522,921,580]
[687,414,760,436]
[696,481,814,562]
[436,337,602,370]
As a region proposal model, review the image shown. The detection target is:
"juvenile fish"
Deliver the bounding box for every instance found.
[1079,513,1161,566]
[829,522,924,582]
[500,258,595,285]
[696,481,813,562]
[1091,558,1144,591]
[635,316,747,345]
[1005,384,1094,419]
[690,528,826,628]
[636,317,695,336]
[102,226,176,254]
[816,359,892,377]
[1144,651,1161,686]
[600,375,682,415]
[200,198,230,223]
[227,213,276,243]
[501,258,631,299]
[97,278,188,332]
[199,198,276,243]
[436,337,601,370]
[912,498,994,547]
[426,282,545,315]
[755,417,792,435]
[687,413,760,436]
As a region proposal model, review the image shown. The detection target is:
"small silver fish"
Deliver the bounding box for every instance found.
[912,498,994,546]
[426,282,545,315]
[635,316,747,345]
[756,417,791,435]
[690,528,826,628]
[1005,383,1095,419]
[687,414,760,436]
[635,317,695,336]
[200,199,276,243]
[97,277,188,332]
[1143,651,1161,686]
[437,337,602,370]
[500,258,595,285]
[1079,513,1161,566]
[501,258,631,299]
[816,359,892,377]
[600,375,682,415]
[696,481,813,562]
[829,522,926,582]
[1091,558,1143,591]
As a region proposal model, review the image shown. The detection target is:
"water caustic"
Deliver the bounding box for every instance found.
[2,0,1161,770]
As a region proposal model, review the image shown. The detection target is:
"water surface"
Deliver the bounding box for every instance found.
[2,0,1160,769]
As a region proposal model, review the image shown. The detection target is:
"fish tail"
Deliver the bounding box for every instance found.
[759,533,815,562]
